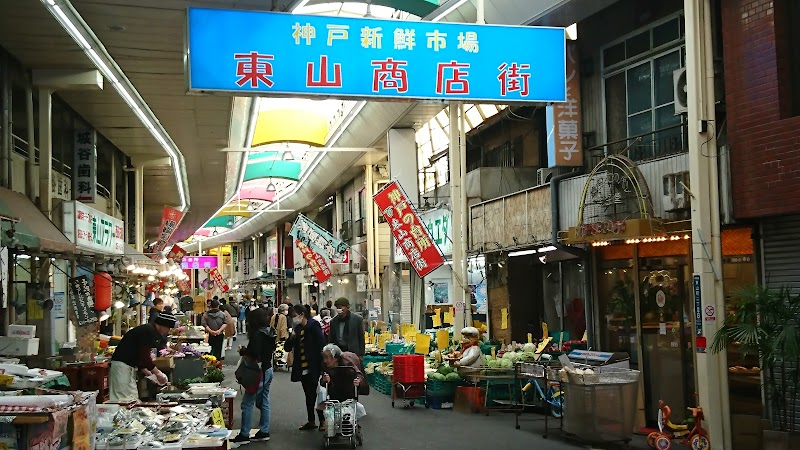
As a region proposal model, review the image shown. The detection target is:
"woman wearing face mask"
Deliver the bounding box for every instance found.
[286,304,326,431]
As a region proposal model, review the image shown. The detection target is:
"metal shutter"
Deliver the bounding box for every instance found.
[763,215,800,288]
[400,276,412,325]
[762,214,800,430]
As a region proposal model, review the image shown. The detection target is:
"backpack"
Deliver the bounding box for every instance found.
[235,355,262,394]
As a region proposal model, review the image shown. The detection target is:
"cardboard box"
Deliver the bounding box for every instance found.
[154,356,174,370]
[0,337,39,356]
[8,325,36,338]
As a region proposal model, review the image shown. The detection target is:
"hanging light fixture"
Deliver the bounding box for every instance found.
[282,150,294,161]
[212,227,219,236]
[227,218,234,226]
[266,179,277,192]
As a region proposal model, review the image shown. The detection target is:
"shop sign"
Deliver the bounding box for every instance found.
[209,267,229,292]
[53,292,66,319]
[290,214,349,263]
[232,245,239,272]
[73,129,96,203]
[296,239,331,283]
[52,171,72,201]
[547,41,583,167]
[186,8,567,103]
[374,180,444,277]
[578,220,626,237]
[474,283,488,314]
[176,278,190,295]
[395,207,451,262]
[62,201,125,255]
[154,206,184,253]
[181,256,218,270]
[693,274,702,337]
[70,275,97,326]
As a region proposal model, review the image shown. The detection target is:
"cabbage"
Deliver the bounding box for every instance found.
[429,372,446,381]
[444,372,461,381]
[522,343,537,352]
[437,365,455,376]
[486,359,501,369]
[498,359,513,368]
[502,352,520,363]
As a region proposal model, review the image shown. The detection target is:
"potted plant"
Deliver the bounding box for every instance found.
[712,285,800,450]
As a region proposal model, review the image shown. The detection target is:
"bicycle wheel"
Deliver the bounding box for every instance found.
[548,388,563,418]
[689,434,710,450]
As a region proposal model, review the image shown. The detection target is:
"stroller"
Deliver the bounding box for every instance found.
[322,366,364,449]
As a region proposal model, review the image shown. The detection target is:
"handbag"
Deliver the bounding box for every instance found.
[235,355,262,394]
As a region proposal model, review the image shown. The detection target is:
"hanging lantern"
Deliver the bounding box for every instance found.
[94,272,113,311]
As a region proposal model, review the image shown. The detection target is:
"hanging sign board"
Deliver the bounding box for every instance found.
[290,214,349,263]
[70,276,97,326]
[62,201,125,255]
[187,8,566,103]
[296,239,332,284]
[154,206,184,253]
[167,244,187,263]
[395,207,451,262]
[181,256,218,270]
[209,268,230,293]
[73,129,97,203]
[374,180,444,277]
[547,41,583,167]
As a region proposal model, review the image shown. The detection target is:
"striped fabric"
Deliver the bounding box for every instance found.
[300,329,308,369]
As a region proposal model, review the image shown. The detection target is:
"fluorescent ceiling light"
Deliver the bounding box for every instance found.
[538,246,557,253]
[508,249,536,257]
[40,0,190,212]
[430,0,468,21]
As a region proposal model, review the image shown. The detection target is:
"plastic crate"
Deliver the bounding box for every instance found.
[480,344,501,355]
[362,354,391,367]
[427,395,454,410]
[426,379,460,397]
[385,342,413,356]
[370,371,392,395]
[392,355,425,384]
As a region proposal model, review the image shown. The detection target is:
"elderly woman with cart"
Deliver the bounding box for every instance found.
[319,344,366,448]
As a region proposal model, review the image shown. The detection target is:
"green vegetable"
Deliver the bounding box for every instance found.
[522,343,537,353]
[437,365,454,376]
[444,372,461,381]
[204,368,225,383]
[498,359,513,368]
[430,372,446,381]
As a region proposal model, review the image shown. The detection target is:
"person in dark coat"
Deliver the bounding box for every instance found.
[329,297,365,357]
[287,304,326,431]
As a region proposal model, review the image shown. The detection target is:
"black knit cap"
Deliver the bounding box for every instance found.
[154,312,177,328]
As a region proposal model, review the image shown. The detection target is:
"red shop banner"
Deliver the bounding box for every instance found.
[167,244,187,263]
[176,278,190,295]
[154,206,184,253]
[296,240,332,283]
[373,180,444,277]
[209,267,230,293]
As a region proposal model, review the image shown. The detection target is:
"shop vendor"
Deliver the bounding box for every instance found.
[109,312,176,401]
[451,327,483,378]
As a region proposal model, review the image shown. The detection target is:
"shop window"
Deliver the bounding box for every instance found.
[602,14,686,161]
[786,0,800,117]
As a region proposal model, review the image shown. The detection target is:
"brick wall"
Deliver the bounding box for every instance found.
[722,0,800,219]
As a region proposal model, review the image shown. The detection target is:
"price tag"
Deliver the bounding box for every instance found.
[211,408,225,426]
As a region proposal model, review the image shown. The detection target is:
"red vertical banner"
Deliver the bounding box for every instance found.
[296,240,332,283]
[154,206,184,253]
[209,267,230,292]
[373,180,444,277]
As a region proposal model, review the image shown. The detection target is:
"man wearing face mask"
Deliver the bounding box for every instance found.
[110,312,175,401]
[328,298,365,357]
[286,305,325,431]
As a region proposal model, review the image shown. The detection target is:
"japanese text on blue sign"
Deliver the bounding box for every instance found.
[187,8,566,103]
[290,214,349,263]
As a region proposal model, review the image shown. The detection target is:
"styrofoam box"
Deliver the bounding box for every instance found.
[0,337,39,356]
[7,325,36,338]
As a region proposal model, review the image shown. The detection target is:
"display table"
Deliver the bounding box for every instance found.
[0,390,98,450]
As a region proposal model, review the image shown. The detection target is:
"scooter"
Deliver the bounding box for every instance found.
[646,400,710,450]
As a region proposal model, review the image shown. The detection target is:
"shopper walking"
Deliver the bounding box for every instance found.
[221,298,239,350]
[238,300,247,334]
[287,304,326,431]
[202,300,229,361]
[231,307,277,445]
[329,297,366,357]
[147,298,165,324]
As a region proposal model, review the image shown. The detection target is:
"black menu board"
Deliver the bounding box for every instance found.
[70,275,97,326]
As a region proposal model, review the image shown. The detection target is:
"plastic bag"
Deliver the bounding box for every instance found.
[356,402,366,420]
[315,384,327,410]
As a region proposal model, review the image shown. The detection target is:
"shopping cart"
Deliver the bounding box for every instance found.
[322,366,363,449]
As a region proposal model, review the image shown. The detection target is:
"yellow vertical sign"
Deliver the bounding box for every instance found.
[211,408,225,426]
[501,308,508,330]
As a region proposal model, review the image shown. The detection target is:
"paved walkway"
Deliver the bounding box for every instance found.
[219,337,649,449]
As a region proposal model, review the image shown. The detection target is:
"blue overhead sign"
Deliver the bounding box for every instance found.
[187,8,566,103]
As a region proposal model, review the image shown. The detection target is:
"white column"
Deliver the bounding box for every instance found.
[684,0,730,447]
[365,165,377,290]
[134,165,144,252]
[449,104,466,336]
[25,88,36,201]
[38,90,52,218]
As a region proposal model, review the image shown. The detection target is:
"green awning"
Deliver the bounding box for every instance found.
[0,187,75,254]
[243,160,302,182]
[204,216,235,228]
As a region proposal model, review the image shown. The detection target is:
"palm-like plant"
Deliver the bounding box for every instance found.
[712,285,800,432]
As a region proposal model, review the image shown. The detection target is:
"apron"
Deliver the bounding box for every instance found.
[109,361,139,402]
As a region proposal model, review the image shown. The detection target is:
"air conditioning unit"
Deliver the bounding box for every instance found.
[537,168,554,186]
[673,68,688,115]
[662,171,690,212]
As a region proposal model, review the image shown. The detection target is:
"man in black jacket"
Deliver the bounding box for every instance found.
[329,297,365,357]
